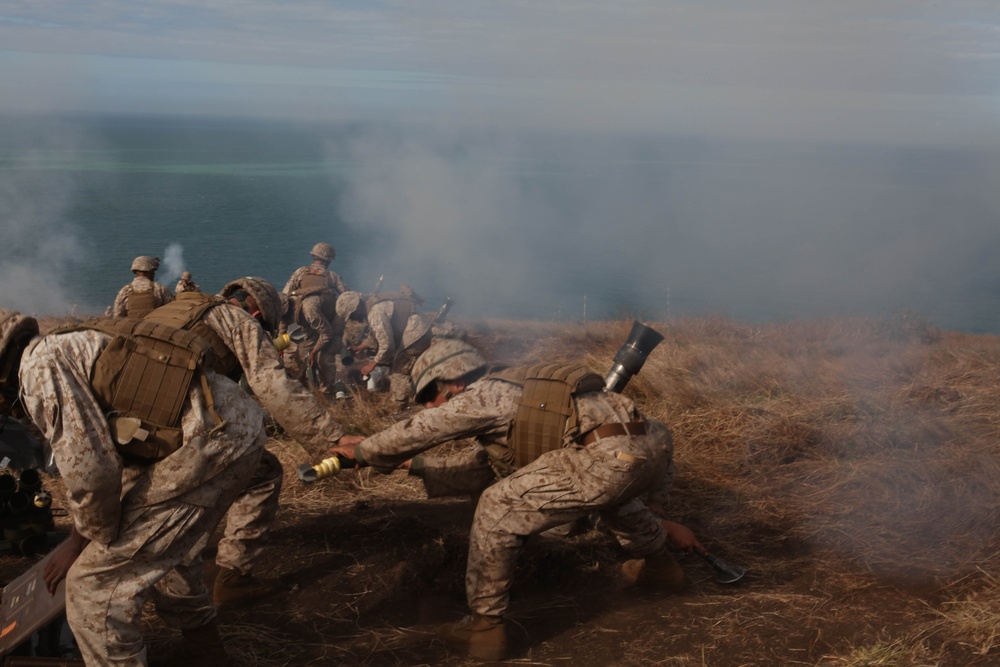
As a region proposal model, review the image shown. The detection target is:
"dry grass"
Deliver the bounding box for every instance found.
[16,312,1000,665]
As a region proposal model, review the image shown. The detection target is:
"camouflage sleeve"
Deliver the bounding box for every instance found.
[367,301,395,366]
[329,271,348,295]
[205,306,346,453]
[357,381,515,470]
[19,332,124,545]
[111,286,130,318]
[282,267,303,295]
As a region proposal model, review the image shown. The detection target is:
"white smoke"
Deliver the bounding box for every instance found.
[160,242,186,285]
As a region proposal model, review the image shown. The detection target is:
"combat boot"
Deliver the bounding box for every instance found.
[213,566,283,607]
[438,613,507,661]
[622,549,687,592]
[182,621,233,667]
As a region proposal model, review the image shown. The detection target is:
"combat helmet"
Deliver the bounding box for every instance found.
[411,339,486,404]
[310,242,335,263]
[335,291,363,321]
[219,277,283,335]
[0,309,39,390]
[131,256,160,273]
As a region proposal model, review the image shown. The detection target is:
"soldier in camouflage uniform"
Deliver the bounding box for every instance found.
[175,271,200,294]
[0,278,348,667]
[281,242,349,400]
[329,340,699,661]
[112,255,174,318]
[336,288,433,405]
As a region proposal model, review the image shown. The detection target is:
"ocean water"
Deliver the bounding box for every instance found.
[3,114,1000,332]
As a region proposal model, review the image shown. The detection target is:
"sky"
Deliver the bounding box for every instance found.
[2,1,999,146]
[1,1,1000,330]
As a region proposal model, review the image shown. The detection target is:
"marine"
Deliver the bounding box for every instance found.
[337,286,434,405]
[1,276,347,666]
[329,340,698,660]
[111,256,174,318]
[281,242,349,400]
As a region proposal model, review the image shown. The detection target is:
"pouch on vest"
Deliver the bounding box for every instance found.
[126,290,157,318]
[490,364,605,473]
[86,318,213,463]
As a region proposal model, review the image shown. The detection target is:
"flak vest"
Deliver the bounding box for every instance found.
[290,267,340,323]
[486,364,606,476]
[125,289,159,318]
[58,294,238,463]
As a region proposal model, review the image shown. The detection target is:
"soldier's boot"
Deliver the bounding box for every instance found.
[182,621,233,667]
[438,613,507,661]
[622,549,687,592]
[213,566,283,607]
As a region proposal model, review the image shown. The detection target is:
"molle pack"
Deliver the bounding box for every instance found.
[488,363,606,475]
[60,294,232,463]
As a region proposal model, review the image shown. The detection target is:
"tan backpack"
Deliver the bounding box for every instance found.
[61,295,231,463]
[488,363,606,475]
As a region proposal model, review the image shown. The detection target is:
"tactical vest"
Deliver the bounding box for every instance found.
[488,364,606,475]
[291,267,339,322]
[126,289,158,318]
[60,294,234,463]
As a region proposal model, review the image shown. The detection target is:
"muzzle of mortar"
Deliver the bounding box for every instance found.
[604,320,665,393]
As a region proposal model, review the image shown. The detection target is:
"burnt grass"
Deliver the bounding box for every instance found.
[6,314,1000,666]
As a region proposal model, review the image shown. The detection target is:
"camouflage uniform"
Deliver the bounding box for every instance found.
[112,276,173,318]
[282,265,348,398]
[364,297,432,404]
[175,273,200,294]
[354,378,672,618]
[18,304,344,666]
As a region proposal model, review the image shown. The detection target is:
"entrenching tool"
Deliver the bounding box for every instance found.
[697,551,745,584]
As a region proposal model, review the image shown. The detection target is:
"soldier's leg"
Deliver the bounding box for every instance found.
[465,440,664,617]
[215,449,282,572]
[214,449,284,604]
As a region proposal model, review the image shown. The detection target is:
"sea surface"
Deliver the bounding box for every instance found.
[3,113,1000,333]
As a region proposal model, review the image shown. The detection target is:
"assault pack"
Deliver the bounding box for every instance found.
[487,363,606,475]
[60,294,234,463]
[289,266,340,323]
[125,289,158,318]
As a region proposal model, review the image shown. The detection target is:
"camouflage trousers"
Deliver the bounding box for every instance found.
[216,448,283,575]
[465,433,668,617]
[66,447,262,666]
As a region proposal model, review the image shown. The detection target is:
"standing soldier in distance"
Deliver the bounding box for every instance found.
[282,242,349,401]
[112,255,173,318]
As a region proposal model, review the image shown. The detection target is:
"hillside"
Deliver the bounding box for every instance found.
[10,314,1000,666]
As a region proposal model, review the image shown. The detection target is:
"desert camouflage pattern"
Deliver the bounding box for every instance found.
[367,299,400,368]
[283,264,348,301]
[18,304,345,664]
[174,276,200,293]
[112,276,173,318]
[356,378,673,617]
[283,265,349,398]
[19,329,264,665]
